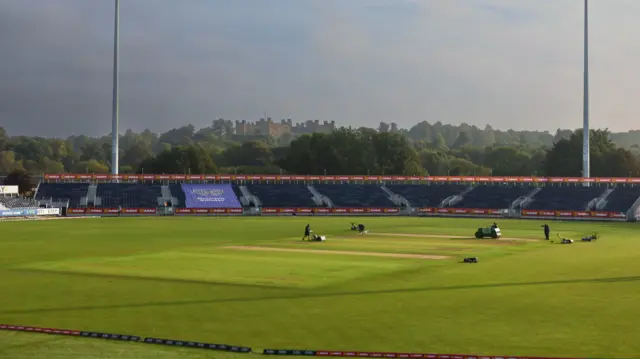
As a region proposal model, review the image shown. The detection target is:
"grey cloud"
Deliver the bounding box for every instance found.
[2,0,640,138]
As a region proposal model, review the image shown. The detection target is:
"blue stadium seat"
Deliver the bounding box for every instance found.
[0,196,38,208]
[168,184,187,208]
[35,183,89,207]
[232,185,245,204]
[313,184,395,207]
[96,184,163,208]
[600,187,640,213]
[385,184,467,207]
[455,185,534,209]
[526,186,606,211]
[246,184,316,207]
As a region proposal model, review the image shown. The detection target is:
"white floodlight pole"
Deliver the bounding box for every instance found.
[582,0,590,181]
[111,0,120,175]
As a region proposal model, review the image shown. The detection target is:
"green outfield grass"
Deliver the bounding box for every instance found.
[1,216,640,359]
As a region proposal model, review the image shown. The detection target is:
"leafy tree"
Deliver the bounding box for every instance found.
[121,142,153,170]
[138,145,217,174]
[371,132,423,175]
[0,127,7,150]
[210,118,234,138]
[407,121,433,141]
[74,159,110,173]
[3,116,640,177]
[448,157,490,176]
[543,129,640,177]
[0,151,24,173]
[221,141,274,167]
[157,125,196,148]
[484,147,535,176]
[7,136,53,164]
[80,142,108,163]
[420,150,449,175]
[40,158,65,173]
[451,131,471,149]
[378,122,390,133]
[280,129,424,176]
[3,169,34,194]
[431,133,448,150]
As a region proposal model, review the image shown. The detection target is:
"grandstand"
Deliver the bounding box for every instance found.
[168,184,187,207]
[454,185,535,209]
[33,174,640,221]
[35,183,89,208]
[599,186,640,213]
[96,183,163,208]
[313,184,395,208]
[244,184,317,208]
[385,184,468,207]
[0,196,38,208]
[523,186,606,211]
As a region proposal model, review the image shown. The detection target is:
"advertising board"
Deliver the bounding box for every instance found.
[0,185,18,194]
[0,208,37,217]
[36,208,60,216]
[43,173,640,184]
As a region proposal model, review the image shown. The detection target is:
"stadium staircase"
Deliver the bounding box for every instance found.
[384,184,467,208]
[454,185,535,210]
[589,188,614,211]
[381,185,411,209]
[627,195,640,221]
[245,184,318,208]
[523,186,606,211]
[81,184,98,207]
[159,185,177,207]
[35,183,89,208]
[167,185,187,207]
[33,182,41,199]
[512,187,541,212]
[440,186,474,207]
[238,185,260,207]
[95,184,163,208]
[307,185,332,207]
[313,184,396,208]
[596,186,640,214]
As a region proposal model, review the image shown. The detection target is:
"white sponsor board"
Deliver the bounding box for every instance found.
[0,186,18,194]
[36,208,60,216]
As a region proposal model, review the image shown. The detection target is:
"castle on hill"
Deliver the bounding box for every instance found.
[234,118,336,137]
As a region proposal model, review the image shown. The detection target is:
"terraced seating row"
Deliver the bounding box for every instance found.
[32,182,640,213]
[313,184,395,207]
[36,183,89,207]
[600,187,640,213]
[525,186,606,211]
[385,184,467,207]
[455,185,534,209]
[0,196,39,208]
[96,184,163,208]
[245,184,317,208]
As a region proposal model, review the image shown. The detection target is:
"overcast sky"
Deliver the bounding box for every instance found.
[2,0,640,137]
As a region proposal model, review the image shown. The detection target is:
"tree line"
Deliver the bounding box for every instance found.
[1,121,640,178]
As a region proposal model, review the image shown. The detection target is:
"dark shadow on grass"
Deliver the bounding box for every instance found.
[2,272,640,315]
[10,268,295,290]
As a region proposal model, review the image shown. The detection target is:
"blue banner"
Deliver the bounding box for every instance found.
[0,208,37,217]
[181,184,242,209]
